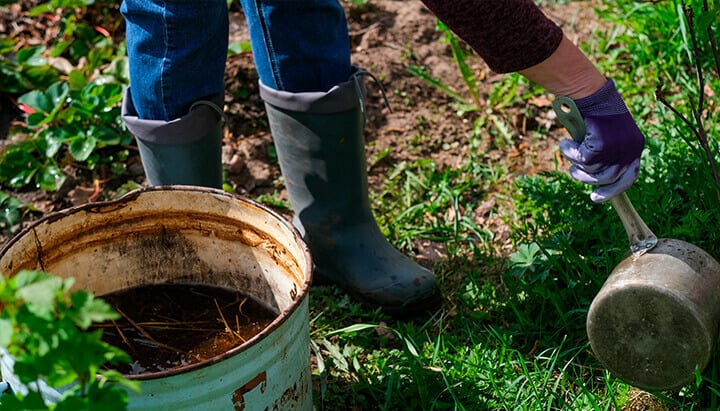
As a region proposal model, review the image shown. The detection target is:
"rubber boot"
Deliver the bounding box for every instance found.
[121,88,224,188]
[260,72,440,316]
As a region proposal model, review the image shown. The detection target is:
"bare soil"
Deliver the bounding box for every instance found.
[0,0,604,254]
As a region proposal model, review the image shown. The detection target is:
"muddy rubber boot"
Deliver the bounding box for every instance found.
[260,73,440,316]
[121,88,224,188]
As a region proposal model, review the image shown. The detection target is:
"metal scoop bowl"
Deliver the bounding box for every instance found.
[553,97,720,391]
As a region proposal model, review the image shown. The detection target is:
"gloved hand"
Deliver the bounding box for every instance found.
[559,78,645,203]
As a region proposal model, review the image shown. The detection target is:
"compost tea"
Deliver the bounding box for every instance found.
[94,282,278,375]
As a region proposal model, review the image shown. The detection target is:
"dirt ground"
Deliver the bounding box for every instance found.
[0,0,604,252]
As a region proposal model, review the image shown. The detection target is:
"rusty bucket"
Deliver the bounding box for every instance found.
[0,186,313,410]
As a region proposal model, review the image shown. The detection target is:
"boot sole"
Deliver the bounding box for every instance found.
[312,271,442,318]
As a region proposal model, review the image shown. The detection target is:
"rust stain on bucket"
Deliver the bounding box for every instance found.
[0,186,314,410]
[233,371,267,410]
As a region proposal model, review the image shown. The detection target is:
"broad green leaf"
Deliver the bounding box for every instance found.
[86,380,130,411]
[18,90,51,113]
[69,291,119,329]
[1,270,132,409]
[18,82,69,129]
[0,142,42,189]
[0,66,25,94]
[98,369,139,393]
[79,93,100,109]
[55,395,91,411]
[102,55,129,83]
[0,193,24,231]
[11,270,51,289]
[510,242,542,270]
[9,170,37,189]
[36,164,65,192]
[21,64,62,90]
[46,82,70,109]
[26,112,48,128]
[40,127,67,158]
[69,41,91,63]
[16,46,46,66]
[88,125,121,145]
[51,39,72,58]
[0,390,49,410]
[0,318,13,347]
[28,2,54,16]
[15,275,64,319]
[68,135,97,161]
[54,332,112,383]
[68,69,87,90]
[696,10,716,33]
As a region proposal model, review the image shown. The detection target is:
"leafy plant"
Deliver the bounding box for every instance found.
[0,0,132,192]
[0,270,137,410]
[0,192,27,235]
[0,43,62,94]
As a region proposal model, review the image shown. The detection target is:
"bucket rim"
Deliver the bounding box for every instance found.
[0,185,314,381]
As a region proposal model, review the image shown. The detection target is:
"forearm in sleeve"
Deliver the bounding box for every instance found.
[420,0,564,73]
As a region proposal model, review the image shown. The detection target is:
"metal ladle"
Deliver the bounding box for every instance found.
[553,97,720,391]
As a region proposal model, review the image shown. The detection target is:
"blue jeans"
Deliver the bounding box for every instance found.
[121,0,352,121]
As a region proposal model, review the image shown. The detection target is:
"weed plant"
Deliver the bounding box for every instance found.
[0,0,130,196]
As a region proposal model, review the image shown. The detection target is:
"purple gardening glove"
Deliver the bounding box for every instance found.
[559,78,645,202]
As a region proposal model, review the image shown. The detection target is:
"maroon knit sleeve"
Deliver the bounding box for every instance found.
[420,0,564,73]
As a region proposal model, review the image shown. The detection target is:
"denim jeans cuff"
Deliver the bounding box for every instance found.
[259,68,367,114]
[122,88,224,145]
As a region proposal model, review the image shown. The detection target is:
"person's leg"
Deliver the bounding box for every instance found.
[239,0,440,315]
[120,0,228,187]
[238,0,351,92]
[122,0,228,120]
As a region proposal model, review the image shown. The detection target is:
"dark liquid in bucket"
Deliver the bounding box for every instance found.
[92,282,278,375]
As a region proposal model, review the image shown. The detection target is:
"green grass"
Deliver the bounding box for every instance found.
[309,0,720,410]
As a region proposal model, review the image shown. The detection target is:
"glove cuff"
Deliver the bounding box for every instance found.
[573,78,628,116]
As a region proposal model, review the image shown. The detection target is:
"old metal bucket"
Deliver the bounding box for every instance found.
[0,186,313,410]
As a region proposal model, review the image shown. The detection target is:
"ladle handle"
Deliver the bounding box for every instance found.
[552,97,658,256]
[609,193,657,254]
